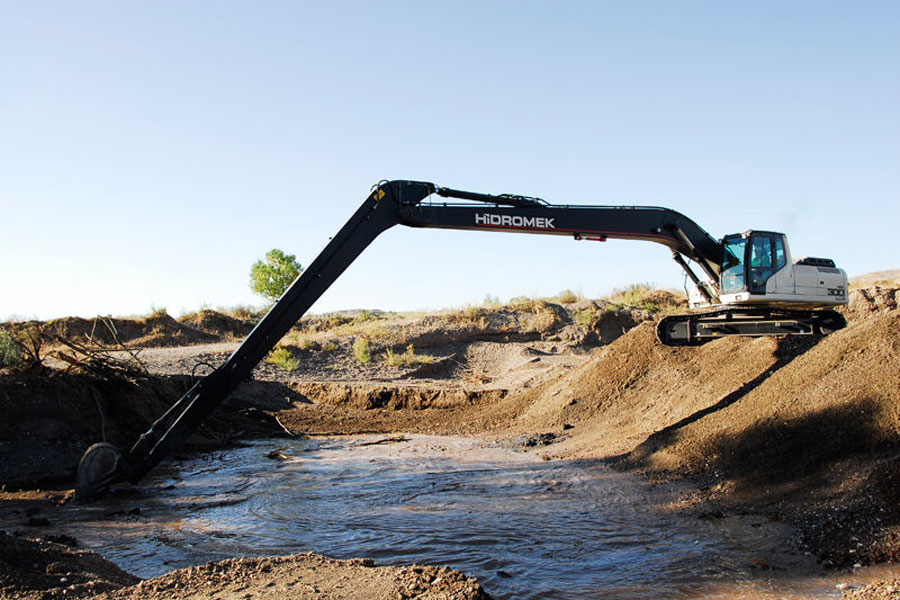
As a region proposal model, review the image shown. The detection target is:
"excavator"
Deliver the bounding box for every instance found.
[75,180,848,499]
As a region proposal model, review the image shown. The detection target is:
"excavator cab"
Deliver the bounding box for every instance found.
[716,230,847,308]
[719,231,790,297]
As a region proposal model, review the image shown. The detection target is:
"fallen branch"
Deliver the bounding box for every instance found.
[353,435,407,447]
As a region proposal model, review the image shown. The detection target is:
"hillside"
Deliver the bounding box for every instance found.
[850,269,900,288]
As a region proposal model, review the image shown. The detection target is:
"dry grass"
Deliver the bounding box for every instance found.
[384,344,435,367]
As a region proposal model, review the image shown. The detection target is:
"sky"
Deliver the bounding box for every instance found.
[2,1,898,320]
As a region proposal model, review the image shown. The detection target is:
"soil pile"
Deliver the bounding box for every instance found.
[843,286,900,322]
[8,309,259,354]
[177,310,255,339]
[0,533,489,600]
[44,313,218,348]
[0,531,138,599]
[850,270,900,288]
[843,578,900,599]
[93,554,489,600]
[510,323,788,457]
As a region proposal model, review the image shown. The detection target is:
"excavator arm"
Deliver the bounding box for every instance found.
[74,179,841,499]
[76,180,426,499]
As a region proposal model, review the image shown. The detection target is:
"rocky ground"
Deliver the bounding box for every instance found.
[1,285,898,599]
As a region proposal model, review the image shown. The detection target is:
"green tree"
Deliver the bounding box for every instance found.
[249,248,303,303]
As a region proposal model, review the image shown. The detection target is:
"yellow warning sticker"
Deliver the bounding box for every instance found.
[374,189,386,201]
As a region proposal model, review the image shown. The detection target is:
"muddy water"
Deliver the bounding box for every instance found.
[35,436,900,599]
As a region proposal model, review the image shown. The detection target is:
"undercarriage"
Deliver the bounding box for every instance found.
[657,307,847,346]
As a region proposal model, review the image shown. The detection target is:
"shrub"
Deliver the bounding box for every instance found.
[507,295,534,310]
[352,337,371,364]
[8,324,45,367]
[265,345,299,371]
[326,314,352,329]
[608,283,656,307]
[508,296,551,313]
[445,306,486,326]
[0,329,22,368]
[250,248,303,303]
[384,344,435,367]
[574,306,602,327]
[296,337,320,351]
[230,305,261,320]
[483,294,502,308]
[321,340,339,352]
[555,289,579,304]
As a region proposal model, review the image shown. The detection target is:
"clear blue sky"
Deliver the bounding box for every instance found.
[2,1,898,320]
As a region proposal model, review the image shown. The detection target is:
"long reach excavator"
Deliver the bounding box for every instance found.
[75,180,848,499]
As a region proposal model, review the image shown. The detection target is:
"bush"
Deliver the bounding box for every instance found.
[265,345,299,371]
[555,289,579,304]
[0,329,22,368]
[574,306,603,327]
[296,337,320,351]
[353,337,371,364]
[384,344,435,367]
[325,314,352,329]
[608,283,656,307]
[250,248,303,303]
[230,305,261,320]
[5,324,45,367]
[482,294,502,308]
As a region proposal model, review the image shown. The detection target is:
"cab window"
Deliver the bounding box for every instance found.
[748,234,776,293]
[774,235,787,270]
[720,236,746,294]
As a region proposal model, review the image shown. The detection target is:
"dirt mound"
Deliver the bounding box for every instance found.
[93,554,489,600]
[850,269,900,288]
[511,322,790,457]
[843,287,900,323]
[0,531,138,599]
[0,533,489,600]
[44,314,216,348]
[843,578,900,599]
[621,309,900,478]
[177,310,254,339]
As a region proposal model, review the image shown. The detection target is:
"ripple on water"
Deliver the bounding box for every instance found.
[22,435,900,600]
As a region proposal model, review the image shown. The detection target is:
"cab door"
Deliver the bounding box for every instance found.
[747,233,788,294]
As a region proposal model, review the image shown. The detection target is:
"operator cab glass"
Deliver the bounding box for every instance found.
[720,232,788,295]
[720,235,746,294]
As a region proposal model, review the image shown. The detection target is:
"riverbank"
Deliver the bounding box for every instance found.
[1,287,898,598]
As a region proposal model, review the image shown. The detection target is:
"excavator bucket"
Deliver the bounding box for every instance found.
[75,442,127,501]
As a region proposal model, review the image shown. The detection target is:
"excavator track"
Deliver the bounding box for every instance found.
[656,307,846,347]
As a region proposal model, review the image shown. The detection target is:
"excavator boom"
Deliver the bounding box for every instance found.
[75,180,847,499]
